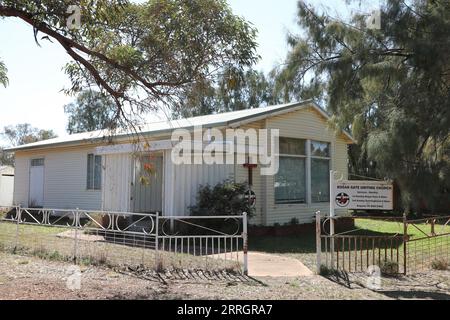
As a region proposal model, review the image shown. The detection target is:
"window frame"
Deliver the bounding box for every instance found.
[274,138,332,206]
[274,138,307,205]
[31,158,45,167]
[310,140,331,204]
[87,153,102,191]
[310,158,331,203]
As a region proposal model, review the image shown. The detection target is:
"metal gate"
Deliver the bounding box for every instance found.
[316,212,450,275]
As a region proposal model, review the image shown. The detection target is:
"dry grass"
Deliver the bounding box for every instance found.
[431,258,449,271]
[0,221,241,273]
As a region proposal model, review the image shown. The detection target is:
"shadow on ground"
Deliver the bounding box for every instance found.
[117,265,266,287]
[378,290,450,300]
[324,270,450,300]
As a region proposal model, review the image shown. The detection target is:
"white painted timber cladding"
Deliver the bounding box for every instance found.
[102,153,132,212]
[164,151,234,216]
[264,107,349,225]
[233,121,265,226]
[13,157,29,206]
[0,167,14,206]
[13,148,102,210]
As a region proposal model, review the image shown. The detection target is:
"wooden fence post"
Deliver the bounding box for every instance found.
[316,211,322,274]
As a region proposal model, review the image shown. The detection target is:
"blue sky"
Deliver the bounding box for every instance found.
[0,0,379,146]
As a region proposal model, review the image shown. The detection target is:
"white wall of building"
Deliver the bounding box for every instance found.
[0,166,14,206]
[13,147,102,210]
[163,150,234,216]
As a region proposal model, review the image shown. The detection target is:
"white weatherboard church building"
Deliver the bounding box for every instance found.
[5,101,354,226]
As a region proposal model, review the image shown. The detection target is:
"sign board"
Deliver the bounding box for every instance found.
[333,180,393,210]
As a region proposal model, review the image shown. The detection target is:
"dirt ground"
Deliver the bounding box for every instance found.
[0,251,448,300]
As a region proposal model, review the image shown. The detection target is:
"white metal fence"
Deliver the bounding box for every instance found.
[0,206,248,274]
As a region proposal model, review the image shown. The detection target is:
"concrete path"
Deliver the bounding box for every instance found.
[246,252,314,277]
[212,251,314,277]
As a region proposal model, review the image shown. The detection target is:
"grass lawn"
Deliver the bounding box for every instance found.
[356,218,450,239]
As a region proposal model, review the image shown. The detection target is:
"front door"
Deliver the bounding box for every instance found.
[29,158,44,208]
[132,154,163,213]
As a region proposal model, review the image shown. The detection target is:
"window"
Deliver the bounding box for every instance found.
[275,138,306,204]
[311,140,330,157]
[31,158,44,166]
[87,154,102,190]
[279,137,306,156]
[274,138,332,205]
[311,141,331,203]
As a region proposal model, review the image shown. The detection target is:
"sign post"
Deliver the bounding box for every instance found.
[329,170,335,268]
[328,172,394,270]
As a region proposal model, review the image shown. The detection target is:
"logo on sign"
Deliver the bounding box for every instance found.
[244,189,256,208]
[335,192,350,207]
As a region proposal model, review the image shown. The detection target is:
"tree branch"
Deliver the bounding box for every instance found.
[0,6,192,96]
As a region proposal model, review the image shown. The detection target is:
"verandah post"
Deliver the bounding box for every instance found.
[316,211,322,274]
[243,212,248,275]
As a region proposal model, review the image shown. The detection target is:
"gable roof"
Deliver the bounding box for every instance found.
[5,100,355,152]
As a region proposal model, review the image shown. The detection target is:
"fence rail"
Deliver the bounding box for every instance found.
[316,212,450,275]
[0,206,248,274]
[405,215,450,273]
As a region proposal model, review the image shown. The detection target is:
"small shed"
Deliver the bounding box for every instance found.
[0,166,15,206]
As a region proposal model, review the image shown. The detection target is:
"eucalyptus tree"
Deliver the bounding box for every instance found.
[2,123,57,146]
[64,90,115,134]
[0,0,259,129]
[173,68,278,118]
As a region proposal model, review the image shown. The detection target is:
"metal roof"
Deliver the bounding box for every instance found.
[5,100,355,152]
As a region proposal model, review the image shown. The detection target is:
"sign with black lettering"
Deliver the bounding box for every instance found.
[333,180,393,210]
